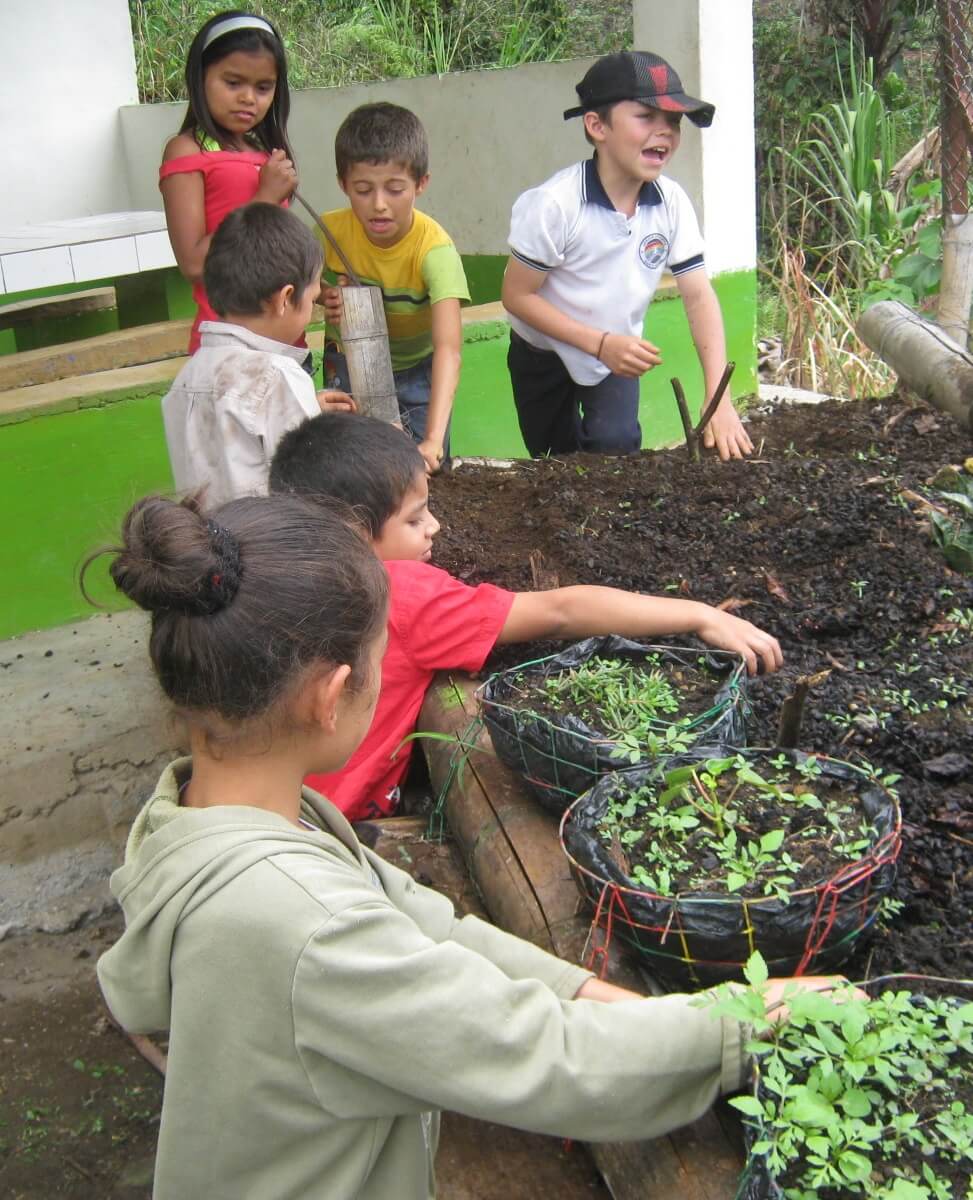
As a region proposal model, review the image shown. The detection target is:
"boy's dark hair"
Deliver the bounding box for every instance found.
[335,102,429,183]
[204,203,323,316]
[269,414,424,538]
[181,9,295,160]
[84,492,388,724]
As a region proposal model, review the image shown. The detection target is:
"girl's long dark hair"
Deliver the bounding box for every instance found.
[180,9,294,160]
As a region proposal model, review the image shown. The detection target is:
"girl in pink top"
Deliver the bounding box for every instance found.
[159,10,301,354]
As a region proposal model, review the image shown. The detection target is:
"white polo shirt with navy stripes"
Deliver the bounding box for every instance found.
[507,158,706,386]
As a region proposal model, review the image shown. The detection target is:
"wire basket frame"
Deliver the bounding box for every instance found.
[477,637,749,816]
[559,750,902,989]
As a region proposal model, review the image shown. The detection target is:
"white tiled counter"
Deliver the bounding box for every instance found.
[0,213,176,296]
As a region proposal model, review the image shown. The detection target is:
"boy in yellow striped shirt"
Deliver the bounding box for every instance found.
[320,102,470,473]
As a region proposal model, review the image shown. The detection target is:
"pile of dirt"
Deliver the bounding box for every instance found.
[430,393,973,983]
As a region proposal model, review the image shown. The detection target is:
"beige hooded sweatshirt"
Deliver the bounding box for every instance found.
[98,759,748,1199]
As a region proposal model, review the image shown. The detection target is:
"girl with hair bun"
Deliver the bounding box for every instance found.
[94,494,851,1199]
[160,9,302,354]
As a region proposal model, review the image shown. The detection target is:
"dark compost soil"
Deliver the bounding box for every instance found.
[429,393,973,984]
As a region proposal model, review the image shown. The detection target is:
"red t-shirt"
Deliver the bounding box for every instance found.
[307,560,515,821]
[159,148,301,355]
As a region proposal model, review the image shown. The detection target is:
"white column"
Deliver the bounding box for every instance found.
[1,0,138,227]
[632,0,756,275]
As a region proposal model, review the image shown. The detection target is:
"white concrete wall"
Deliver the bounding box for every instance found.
[634,0,757,275]
[1,0,138,229]
[119,58,705,257]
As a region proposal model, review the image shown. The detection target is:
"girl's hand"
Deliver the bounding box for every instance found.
[323,277,347,326]
[762,976,868,1027]
[255,148,298,204]
[573,977,643,1003]
[598,332,662,378]
[316,390,356,414]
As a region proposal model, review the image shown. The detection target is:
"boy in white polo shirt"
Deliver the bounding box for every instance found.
[502,50,753,461]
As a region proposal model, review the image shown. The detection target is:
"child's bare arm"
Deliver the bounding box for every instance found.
[421,298,462,474]
[501,258,661,377]
[160,135,211,283]
[677,271,753,461]
[497,587,782,676]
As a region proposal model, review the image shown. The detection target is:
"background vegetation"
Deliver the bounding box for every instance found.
[754,0,946,395]
[129,0,631,102]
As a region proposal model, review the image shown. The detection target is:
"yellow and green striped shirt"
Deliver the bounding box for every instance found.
[318,209,470,370]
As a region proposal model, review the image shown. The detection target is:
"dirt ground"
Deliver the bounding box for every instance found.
[2,390,970,1196]
[431,391,973,985]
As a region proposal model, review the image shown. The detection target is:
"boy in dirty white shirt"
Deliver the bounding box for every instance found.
[162,203,353,506]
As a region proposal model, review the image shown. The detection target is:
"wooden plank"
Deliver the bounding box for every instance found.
[0,318,191,390]
[417,673,744,1200]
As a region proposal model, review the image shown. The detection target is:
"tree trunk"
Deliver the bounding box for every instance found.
[940,213,973,349]
[857,300,973,430]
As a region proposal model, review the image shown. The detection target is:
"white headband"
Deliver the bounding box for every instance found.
[203,15,275,50]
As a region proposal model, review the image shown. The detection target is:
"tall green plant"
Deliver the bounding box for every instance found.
[773,52,902,287]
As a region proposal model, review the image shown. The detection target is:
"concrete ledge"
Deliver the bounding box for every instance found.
[0,357,188,425]
[0,304,512,425]
[0,611,181,932]
[0,318,192,391]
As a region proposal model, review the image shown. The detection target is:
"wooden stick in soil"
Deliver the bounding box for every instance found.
[670,377,698,461]
[693,362,736,440]
[776,670,831,749]
[529,549,560,591]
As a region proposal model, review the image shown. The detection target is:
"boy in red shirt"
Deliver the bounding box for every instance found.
[269,414,782,820]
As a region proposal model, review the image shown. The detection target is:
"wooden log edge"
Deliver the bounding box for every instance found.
[417,673,743,1200]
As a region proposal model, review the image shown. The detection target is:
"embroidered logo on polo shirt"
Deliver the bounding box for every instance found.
[639,233,669,270]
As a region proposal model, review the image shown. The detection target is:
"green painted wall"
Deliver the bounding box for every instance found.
[0,268,754,639]
[454,269,757,456]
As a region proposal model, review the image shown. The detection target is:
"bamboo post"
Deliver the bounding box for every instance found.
[338,286,400,424]
[293,191,399,424]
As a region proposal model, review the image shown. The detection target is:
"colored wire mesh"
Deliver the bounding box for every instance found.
[559,752,902,989]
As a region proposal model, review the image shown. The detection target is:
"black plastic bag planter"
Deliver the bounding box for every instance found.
[734,991,973,1200]
[559,749,901,989]
[478,636,748,816]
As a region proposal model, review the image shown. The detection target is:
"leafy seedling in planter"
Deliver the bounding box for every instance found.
[700,952,973,1200]
[538,655,703,762]
[597,753,881,901]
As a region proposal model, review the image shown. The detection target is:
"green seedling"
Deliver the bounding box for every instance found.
[598,754,879,900]
[538,656,697,763]
[700,953,973,1200]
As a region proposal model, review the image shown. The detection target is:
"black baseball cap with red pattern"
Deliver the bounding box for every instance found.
[563,51,716,128]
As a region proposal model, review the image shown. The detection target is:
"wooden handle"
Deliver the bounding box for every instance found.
[292,191,363,288]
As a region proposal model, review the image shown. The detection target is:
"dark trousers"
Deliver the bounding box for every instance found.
[507,331,642,456]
